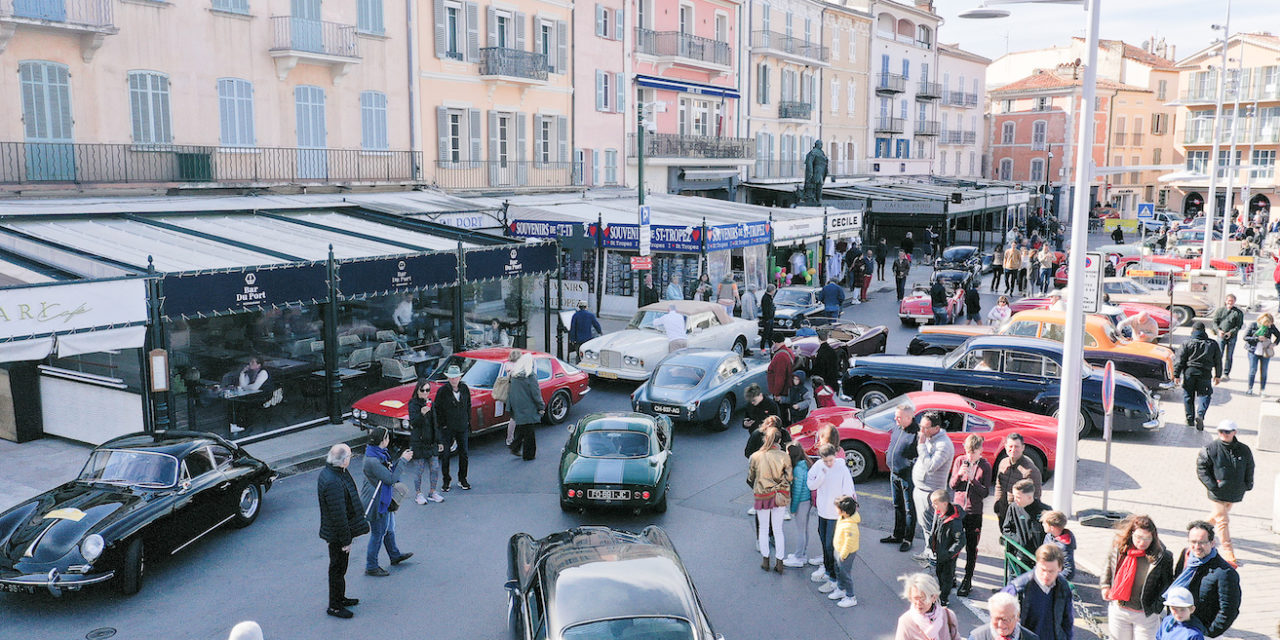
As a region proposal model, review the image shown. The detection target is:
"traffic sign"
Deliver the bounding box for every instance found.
[1081,252,1103,313]
[630,256,652,270]
[1136,203,1155,219]
[639,205,651,257]
[1102,360,1115,416]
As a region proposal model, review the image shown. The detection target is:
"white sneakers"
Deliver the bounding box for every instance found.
[428,491,444,503]
[810,567,828,582]
[827,588,846,600]
[809,557,824,566]
[747,507,757,516]
[783,555,807,568]
[837,596,858,608]
[415,493,428,505]
[818,580,837,593]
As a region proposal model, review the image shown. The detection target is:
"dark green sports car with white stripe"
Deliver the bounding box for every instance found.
[558,412,673,514]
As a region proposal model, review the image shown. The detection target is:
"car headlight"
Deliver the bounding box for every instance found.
[354,409,366,419]
[623,356,644,367]
[81,534,104,563]
[401,418,410,429]
[780,319,791,327]
[581,350,598,361]
[686,401,699,411]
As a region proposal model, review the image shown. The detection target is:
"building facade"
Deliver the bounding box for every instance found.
[1171,32,1280,220]
[819,0,872,178]
[1,0,415,190]
[865,0,940,176]
[572,0,628,187]
[935,43,987,179]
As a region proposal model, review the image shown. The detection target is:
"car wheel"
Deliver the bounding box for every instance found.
[1025,447,1051,481]
[731,337,747,356]
[856,386,892,409]
[231,483,262,528]
[900,317,916,327]
[1053,407,1094,438]
[841,440,876,483]
[545,390,571,425]
[1172,305,1194,327]
[653,490,668,514]
[118,538,145,596]
[706,396,734,432]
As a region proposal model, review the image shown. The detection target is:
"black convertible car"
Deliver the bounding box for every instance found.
[768,286,832,336]
[934,245,983,273]
[506,525,722,640]
[842,335,1162,437]
[0,431,274,596]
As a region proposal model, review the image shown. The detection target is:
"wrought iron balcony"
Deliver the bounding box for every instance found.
[628,133,754,160]
[963,131,976,145]
[916,81,942,100]
[750,30,829,64]
[751,158,803,180]
[0,142,420,187]
[1113,132,1127,146]
[941,131,963,145]
[875,117,905,134]
[778,101,813,121]
[0,0,117,60]
[1131,133,1144,147]
[914,121,941,136]
[635,28,731,69]
[478,47,548,82]
[433,160,573,190]
[945,91,966,106]
[875,73,906,94]
[269,16,360,80]
[964,92,979,107]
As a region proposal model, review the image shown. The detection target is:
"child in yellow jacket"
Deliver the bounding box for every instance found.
[830,495,860,608]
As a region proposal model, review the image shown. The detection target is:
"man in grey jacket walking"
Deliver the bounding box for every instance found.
[912,411,955,560]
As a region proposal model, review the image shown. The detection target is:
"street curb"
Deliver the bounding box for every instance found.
[266,436,371,479]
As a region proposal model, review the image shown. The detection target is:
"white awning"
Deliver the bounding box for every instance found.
[56,326,148,358]
[681,169,740,180]
[0,337,54,363]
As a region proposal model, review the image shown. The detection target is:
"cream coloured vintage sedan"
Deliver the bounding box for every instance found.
[575,300,760,382]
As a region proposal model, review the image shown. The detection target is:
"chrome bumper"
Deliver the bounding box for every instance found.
[0,568,116,597]
[1141,410,1165,430]
[574,363,650,382]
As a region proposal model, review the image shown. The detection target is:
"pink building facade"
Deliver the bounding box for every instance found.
[572,0,628,187]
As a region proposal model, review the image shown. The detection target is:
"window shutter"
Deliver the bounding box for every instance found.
[557,115,567,163]
[516,112,527,185]
[596,71,605,111]
[487,110,499,183]
[465,2,479,60]
[218,80,233,146]
[514,11,525,50]
[533,13,543,60]
[591,149,599,186]
[615,8,623,40]
[764,66,770,104]
[486,6,497,47]
[433,0,447,57]
[468,108,481,161]
[615,72,625,114]
[437,106,450,162]
[556,21,567,74]
[596,5,604,37]
[360,92,372,149]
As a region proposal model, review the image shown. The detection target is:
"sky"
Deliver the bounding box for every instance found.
[933,0,1277,63]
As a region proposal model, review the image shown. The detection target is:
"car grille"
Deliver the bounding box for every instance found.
[362,413,402,431]
[601,350,622,369]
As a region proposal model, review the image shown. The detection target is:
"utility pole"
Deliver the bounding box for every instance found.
[1201,2,1232,268]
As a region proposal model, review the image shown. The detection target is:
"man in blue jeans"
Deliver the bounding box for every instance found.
[929,278,948,325]
[1209,294,1243,380]
[880,400,919,552]
[819,278,845,322]
[1174,322,1222,431]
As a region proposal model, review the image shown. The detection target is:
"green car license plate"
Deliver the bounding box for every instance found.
[587,489,630,500]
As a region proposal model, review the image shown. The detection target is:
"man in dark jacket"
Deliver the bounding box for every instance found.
[317,444,369,619]
[819,278,846,321]
[994,433,1043,521]
[1002,479,1050,578]
[881,400,919,552]
[901,232,916,261]
[1172,521,1241,637]
[1195,421,1254,566]
[759,285,776,351]
[433,365,472,491]
[812,329,842,390]
[360,428,414,576]
[971,592,1040,640]
[1174,322,1222,430]
[742,383,779,435]
[1208,294,1243,380]
[1003,544,1074,640]
[876,238,890,280]
[638,272,660,307]
[766,340,796,420]
[893,250,911,301]
[930,277,949,325]
[927,489,966,607]
[568,300,602,356]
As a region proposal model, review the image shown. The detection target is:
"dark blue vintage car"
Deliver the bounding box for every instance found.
[841,336,1162,437]
[769,286,831,336]
[506,526,722,640]
[934,245,983,273]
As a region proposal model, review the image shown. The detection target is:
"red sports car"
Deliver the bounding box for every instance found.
[1009,296,1172,336]
[899,283,966,326]
[789,392,1059,482]
[350,348,590,437]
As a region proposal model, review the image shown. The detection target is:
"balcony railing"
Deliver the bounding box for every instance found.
[635,28,731,67]
[963,131,976,145]
[433,160,572,190]
[0,142,420,186]
[875,117,905,134]
[875,73,906,94]
[941,131,962,144]
[945,91,965,106]
[778,101,813,120]
[914,121,941,136]
[269,16,358,57]
[478,47,548,81]
[1180,87,1218,104]
[751,158,803,180]
[628,132,753,159]
[916,81,942,100]
[1113,132,1127,146]
[1246,83,1280,101]
[750,30,829,63]
[0,0,113,28]
[964,93,979,107]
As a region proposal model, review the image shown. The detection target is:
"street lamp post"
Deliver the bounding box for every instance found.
[1220,55,1245,259]
[1201,4,1233,269]
[964,0,1097,517]
[1044,145,1054,215]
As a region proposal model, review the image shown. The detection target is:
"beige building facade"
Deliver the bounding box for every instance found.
[819,0,870,177]
[936,42,987,179]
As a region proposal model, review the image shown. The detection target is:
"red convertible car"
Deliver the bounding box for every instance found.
[351,348,590,437]
[1010,296,1172,337]
[789,392,1059,482]
[899,283,965,326]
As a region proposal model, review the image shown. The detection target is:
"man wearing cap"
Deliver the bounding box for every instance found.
[1170,521,1240,637]
[433,365,472,492]
[1195,421,1254,566]
[1157,587,1207,640]
[568,300,602,359]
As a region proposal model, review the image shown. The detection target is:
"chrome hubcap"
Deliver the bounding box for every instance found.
[239,486,259,518]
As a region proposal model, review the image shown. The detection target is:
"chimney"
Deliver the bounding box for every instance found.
[1170,44,1176,60]
[914,0,934,12]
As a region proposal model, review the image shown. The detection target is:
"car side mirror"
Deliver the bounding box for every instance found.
[566,424,574,433]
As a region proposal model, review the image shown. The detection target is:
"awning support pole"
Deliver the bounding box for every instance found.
[324,245,343,424]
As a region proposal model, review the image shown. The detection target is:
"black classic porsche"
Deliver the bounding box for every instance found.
[506,525,722,640]
[0,431,274,596]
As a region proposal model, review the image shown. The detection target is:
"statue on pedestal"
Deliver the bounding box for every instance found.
[801,140,828,205]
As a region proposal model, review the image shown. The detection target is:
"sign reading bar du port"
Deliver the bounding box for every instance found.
[1081,252,1103,313]
[630,256,652,270]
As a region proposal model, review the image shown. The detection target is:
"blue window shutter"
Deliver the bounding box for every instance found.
[615,72,625,114]
[615,8,623,40]
[557,115,567,163]
[596,71,605,111]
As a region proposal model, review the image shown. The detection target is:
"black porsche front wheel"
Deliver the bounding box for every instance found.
[118,538,145,596]
[231,483,262,529]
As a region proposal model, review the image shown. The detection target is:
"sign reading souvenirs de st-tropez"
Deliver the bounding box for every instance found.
[705,221,770,251]
[161,264,328,318]
[0,279,147,341]
[340,252,459,297]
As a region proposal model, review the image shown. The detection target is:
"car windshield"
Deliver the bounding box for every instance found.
[941,247,974,261]
[563,617,695,640]
[652,364,706,389]
[774,290,812,306]
[1125,280,1152,294]
[78,450,178,488]
[857,402,898,433]
[578,430,652,458]
[428,356,501,388]
[627,310,668,331]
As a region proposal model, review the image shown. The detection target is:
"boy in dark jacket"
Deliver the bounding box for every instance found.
[1002,480,1050,579]
[1002,544,1074,640]
[1196,420,1254,565]
[927,489,966,607]
[742,384,779,435]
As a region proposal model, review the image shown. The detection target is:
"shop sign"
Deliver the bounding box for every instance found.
[872,200,944,214]
[603,224,702,253]
[339,252,459,297]
[773,217,823,241]
[826,211,862,233]
[508,219,582,238]
[1008,191,1031,205]
[437,211,502,230]
[705,221,770,251]
[0,278,147,341]
[532,280,590,308]
[162,264,328,318]
[630,256,652,270]
[465,243,558,281]
[986,193,1009,207]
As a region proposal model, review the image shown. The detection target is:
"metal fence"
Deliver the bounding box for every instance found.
[478,47,548,81]
[750,30,829,62]
[914,121,941,136]
[270,16,359,58]
[635,28,731,67]
[0,0,113,28]
[0,142,419,185]
[917,81,942,99]
[628,133,753,159]
[432,160,573,190]
[874,117,905,134]
[778,101,813,120]
[875,73,906,93]
[751,158,803,180]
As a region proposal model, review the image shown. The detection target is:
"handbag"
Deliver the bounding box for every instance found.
[492,374,510,403]
[388,481,410,512]
[1256,340,1275,358]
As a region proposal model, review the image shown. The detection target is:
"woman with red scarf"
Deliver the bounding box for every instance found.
[1100,515,1175,640]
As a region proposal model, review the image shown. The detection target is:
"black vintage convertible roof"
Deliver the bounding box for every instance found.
[98,431,238,457]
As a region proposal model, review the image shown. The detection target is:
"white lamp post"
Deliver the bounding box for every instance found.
[1202,5,1233,268]
[963,0,1097,517]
